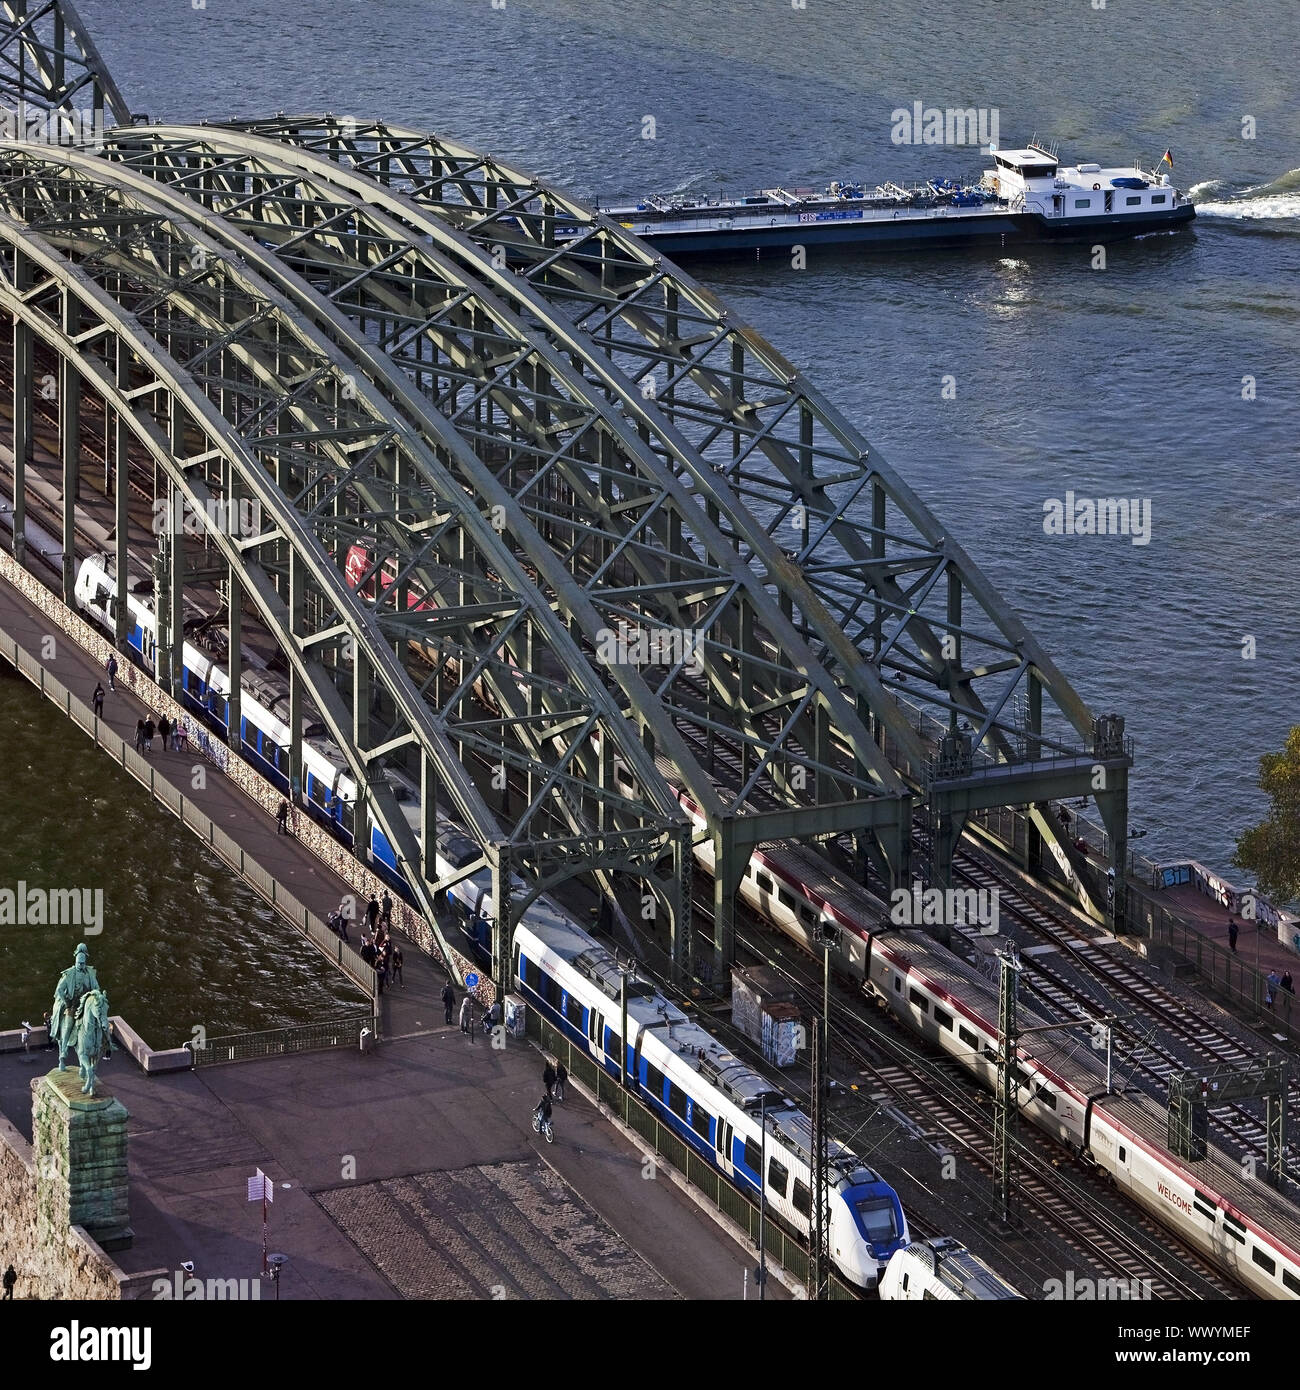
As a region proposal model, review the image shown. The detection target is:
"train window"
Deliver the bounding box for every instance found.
[934,1007,953,1031]
[798,904,816,926]
[645,1064,665,1103]
[894,976,901,992]
[743,1137,762,1175]
[1284,1268,1300,1296]
[1118,1146,1127,1163]
[564,995,584,1029]
[1252,1247,1277,1277]
[668,1083,690,1121]
[756,873,773,894]
[691,1104,711,1141]
[605,1030,621,1061]
[777,888,796,910]
[908,988,929,1015]
[1223,1225,1245,1245]
[1034,1084,1057,1111]
[767,1157,789,1198]
[959,1025,978,1049]
[792,1178,810,1217]
[542,974,563,1011]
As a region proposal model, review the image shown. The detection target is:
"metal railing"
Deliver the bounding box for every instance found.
[530,1013,855,1299]
[191,1013,377,1066]
[0,626,378,1006]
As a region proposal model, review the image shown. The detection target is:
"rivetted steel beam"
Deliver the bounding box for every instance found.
[248,120,1108,782]
[0,142,694,971]
[0,0,132,131]
[93,127,914,864]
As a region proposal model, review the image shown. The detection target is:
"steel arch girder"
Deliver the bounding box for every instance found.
[0,211,521,976]
[246,117,1101,772]
[94,125,914,847]
[0,146,696,958]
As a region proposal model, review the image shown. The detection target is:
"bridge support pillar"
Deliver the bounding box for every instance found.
[11,248,31,569]
[59,294,80,604]
[711,821,744,986]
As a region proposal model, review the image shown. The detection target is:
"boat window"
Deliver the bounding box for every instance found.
[1151,194,1167,204]
[1125,195,1142,206]
[1075,198,1092,209]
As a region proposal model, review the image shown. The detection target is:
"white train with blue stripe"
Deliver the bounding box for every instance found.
[512,908,908,1288]
[74,554,502,935]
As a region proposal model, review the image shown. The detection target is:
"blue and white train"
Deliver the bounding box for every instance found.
[74,554,501,932]
[512,908,908,1288]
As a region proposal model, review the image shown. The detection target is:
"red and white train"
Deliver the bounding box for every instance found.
[344,541,1300,1298]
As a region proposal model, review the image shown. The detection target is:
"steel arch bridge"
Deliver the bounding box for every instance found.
[0,0,1131,992]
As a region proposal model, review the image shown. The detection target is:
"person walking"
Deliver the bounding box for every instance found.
[442,980,456,1025]
[1266,969,1280,1011]
[381,890,392,927]
[143,717,155,751]
[276,799,291,836]
[366,894,380,933]
[1227,918,1239,953]
[2,1263,15,1299]
[459,993,473,1035]
[92,682,105,718]
[391,944,404,988]
[134,718,146,753]
[158,714,170,751]
[542,1060,556,1099]
[1282,971,1295,996]
[555,1061,568,1103]
[105,653,118,691]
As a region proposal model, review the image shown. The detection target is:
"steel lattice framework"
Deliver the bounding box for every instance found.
[0,4,1133,995]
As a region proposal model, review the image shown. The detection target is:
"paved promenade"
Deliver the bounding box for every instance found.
[0,570,779,1298]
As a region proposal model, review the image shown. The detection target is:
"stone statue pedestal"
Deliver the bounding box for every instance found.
[32,1070,132,1252]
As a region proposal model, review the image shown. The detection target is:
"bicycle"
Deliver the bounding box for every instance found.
[531,1099,555,1144]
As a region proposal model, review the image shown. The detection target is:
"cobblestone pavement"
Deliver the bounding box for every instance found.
[318,1160,679,1300]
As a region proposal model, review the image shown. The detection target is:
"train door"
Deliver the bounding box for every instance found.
[716,1118,734,1177]
[587,1008,605,1067]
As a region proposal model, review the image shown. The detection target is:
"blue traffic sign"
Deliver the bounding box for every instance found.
[465,972,479,989]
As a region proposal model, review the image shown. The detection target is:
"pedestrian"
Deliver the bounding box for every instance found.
[555,1061,568,1103]
[442,980,455,1025]
[2,1263,15,1300]
[92,682,105,718]
[1228,918,1239,953]
[143,717,155,751]
[542,1060,556,1099]
[106,653,118,690]
[42,1010,53,1050]
[392,944,404,988]
[459,993,472,1035]
[366,894,380,932]
[1282,971,1295,996]
[376,946,388,994]
[276,799,291,836]
[134,718,145,753]
[173,721,186,751]
[1266,969,1280,1011]
[381,890,392,926]
[158,714,170,750]
[360,939,377,968]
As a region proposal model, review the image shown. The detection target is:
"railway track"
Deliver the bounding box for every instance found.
[726,913,1241,1301]
[954,847,1300,1179]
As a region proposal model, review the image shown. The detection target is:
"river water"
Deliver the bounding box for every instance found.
[4,0,1297,1027]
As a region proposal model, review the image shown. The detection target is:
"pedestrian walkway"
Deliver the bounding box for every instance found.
[0,1009,778,1299]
